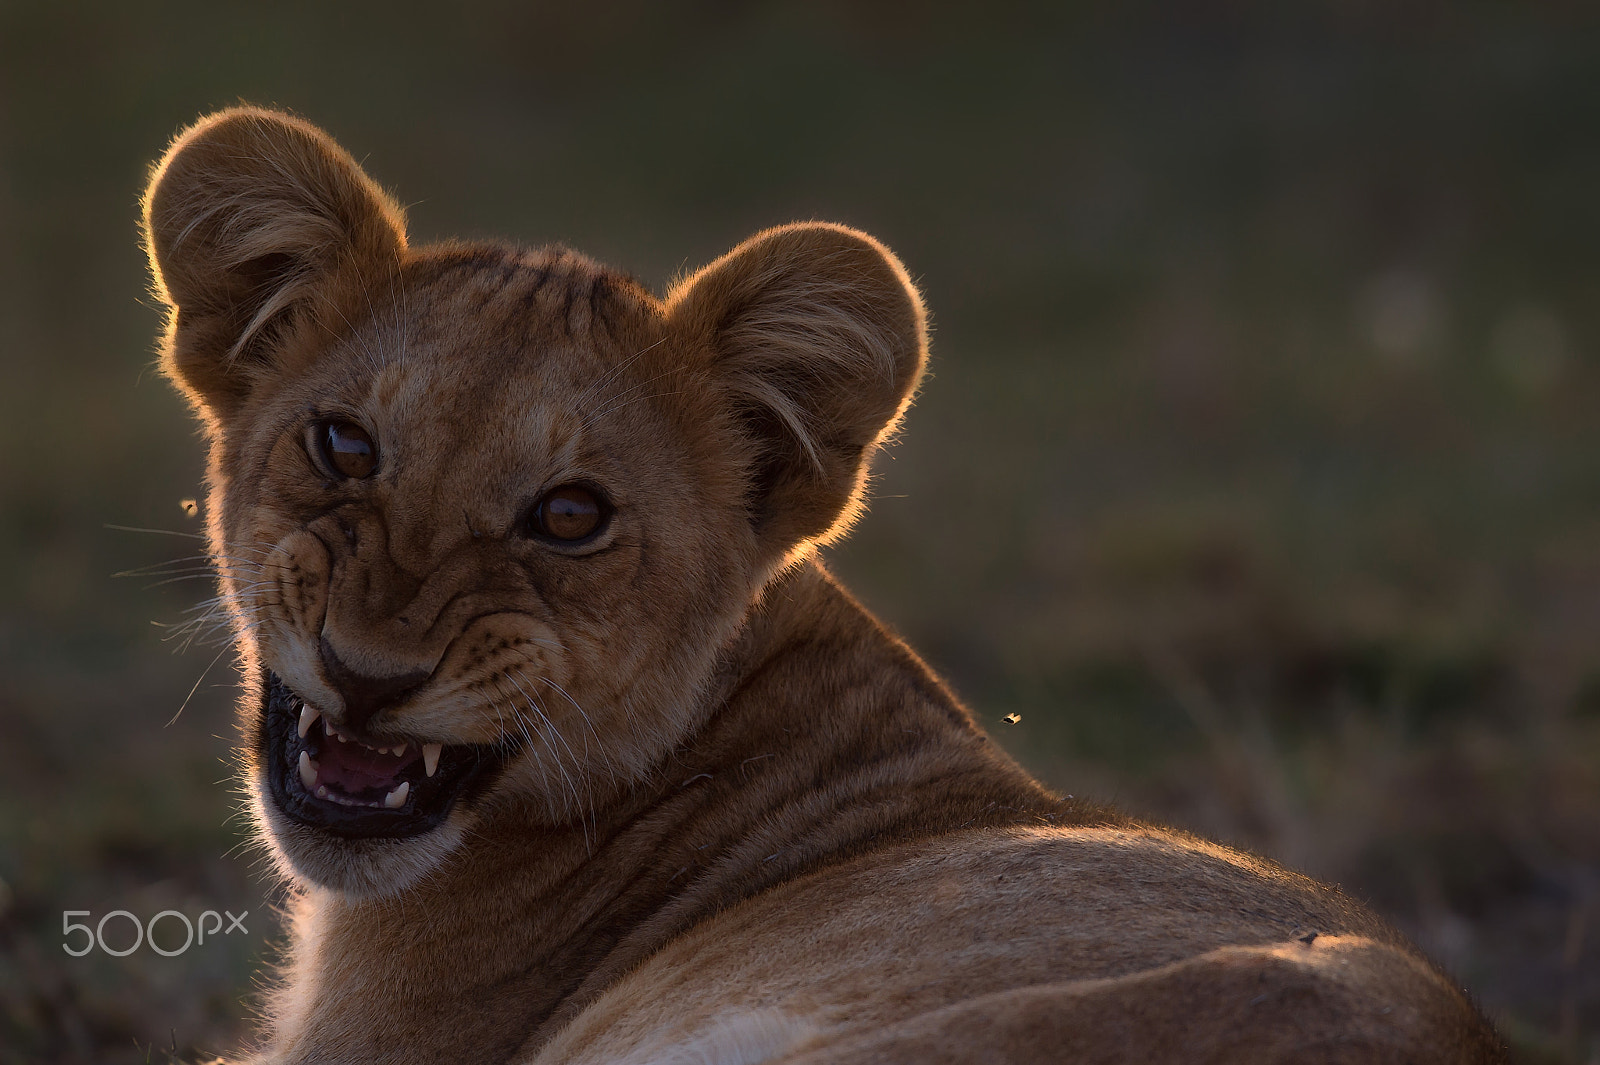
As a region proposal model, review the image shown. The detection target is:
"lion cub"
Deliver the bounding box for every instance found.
[141,108,1502,1064]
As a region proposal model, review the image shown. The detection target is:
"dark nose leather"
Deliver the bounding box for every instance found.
[318,635,429,732]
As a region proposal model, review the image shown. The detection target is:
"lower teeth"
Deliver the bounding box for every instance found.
[300,756,412,810]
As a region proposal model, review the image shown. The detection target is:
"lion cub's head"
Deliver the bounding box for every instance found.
[141,109,926,896]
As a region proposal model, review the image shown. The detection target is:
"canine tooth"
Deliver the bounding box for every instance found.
[423,743,442,778]
[298,751,318,790]
[384,781,410,808]
[324,718,335,737]
[297,703,320,738]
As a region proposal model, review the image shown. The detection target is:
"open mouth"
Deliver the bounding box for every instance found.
[260,671,505,838]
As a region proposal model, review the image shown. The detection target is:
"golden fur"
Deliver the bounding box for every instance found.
[141,107,1504,1064]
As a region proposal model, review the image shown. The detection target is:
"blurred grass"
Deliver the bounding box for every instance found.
[1,2,1598,1061]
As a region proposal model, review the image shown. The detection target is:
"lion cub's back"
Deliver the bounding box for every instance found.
[525,825,1420,1065]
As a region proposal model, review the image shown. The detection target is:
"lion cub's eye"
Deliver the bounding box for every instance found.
[529,485,608,543]
[312,420,379,480]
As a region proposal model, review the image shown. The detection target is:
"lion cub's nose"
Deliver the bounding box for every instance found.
[318,635,430,732]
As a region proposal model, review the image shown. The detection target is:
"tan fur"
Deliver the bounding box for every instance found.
[141,108,1504,1064]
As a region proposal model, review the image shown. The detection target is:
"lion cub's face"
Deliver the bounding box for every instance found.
[218,254,757,893]
[143,109,925,896]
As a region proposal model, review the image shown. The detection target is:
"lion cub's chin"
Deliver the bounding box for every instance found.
[253,783,474,898]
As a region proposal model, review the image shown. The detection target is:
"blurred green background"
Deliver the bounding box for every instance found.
[2,1,1598,1061]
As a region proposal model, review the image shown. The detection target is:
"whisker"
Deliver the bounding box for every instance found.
[103,523,206,540]
[578,389,689,434]
[573,335,668,411]
[168,643,235,726]
[515,668,618,790]
[497,674,590,839]
[114,551,270,576]
[506,671,582,769]
[576,366,680,431]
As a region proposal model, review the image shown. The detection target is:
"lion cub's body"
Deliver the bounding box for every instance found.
[140,108,1502,1063]
[265,566,1492,1064]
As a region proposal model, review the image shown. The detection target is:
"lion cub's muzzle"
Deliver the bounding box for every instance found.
[260,672,506,839]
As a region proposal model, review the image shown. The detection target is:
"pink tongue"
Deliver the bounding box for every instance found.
[319,742,414,794]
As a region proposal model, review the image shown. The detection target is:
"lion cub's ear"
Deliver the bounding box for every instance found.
[142,108,406,418]
[669,223,928,559]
